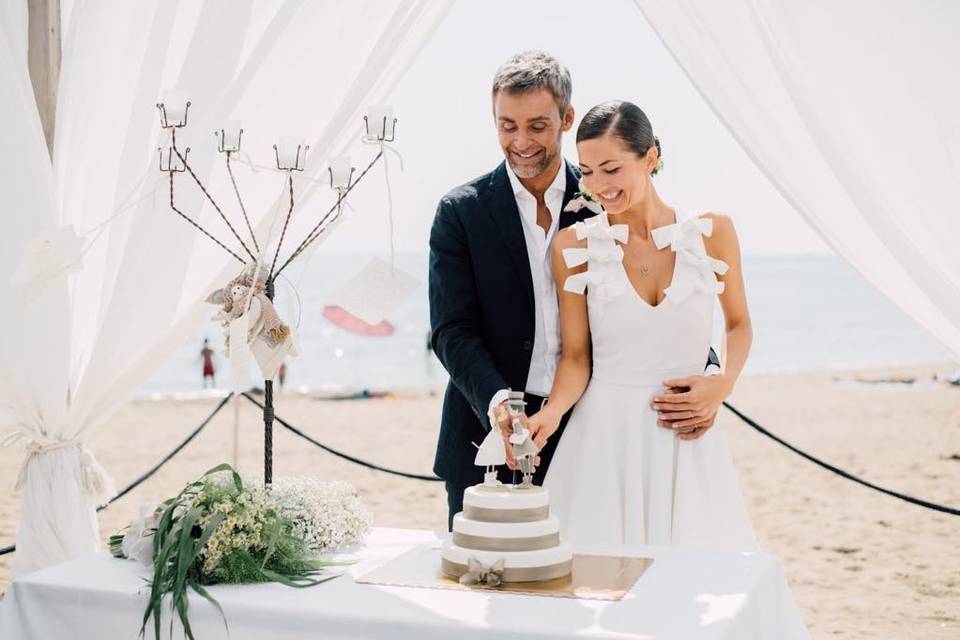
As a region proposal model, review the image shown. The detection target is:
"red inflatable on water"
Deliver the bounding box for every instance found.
[322,305,395,337]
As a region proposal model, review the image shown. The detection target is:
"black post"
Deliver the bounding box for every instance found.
[263,277,275,484]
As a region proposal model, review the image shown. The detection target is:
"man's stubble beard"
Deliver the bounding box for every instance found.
[506,144,560,180]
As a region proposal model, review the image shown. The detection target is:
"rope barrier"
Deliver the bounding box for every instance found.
[722,401,960,516]
[240,393,442,482]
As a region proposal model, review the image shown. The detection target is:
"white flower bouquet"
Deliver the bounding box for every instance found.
[109,464,372,640]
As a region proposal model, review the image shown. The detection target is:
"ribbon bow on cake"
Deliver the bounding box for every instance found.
[459,557,505,587]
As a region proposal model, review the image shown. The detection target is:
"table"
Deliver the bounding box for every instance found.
[0,527,808,639]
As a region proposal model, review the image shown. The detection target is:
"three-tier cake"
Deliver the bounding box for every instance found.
[441,484,572,583]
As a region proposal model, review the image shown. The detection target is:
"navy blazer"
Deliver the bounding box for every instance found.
[428,160,592,486]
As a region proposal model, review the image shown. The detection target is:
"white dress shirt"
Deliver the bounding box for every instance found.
[487,162,569,428]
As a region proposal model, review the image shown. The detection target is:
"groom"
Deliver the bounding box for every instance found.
[429,52,585,528]
[428,51,717,529]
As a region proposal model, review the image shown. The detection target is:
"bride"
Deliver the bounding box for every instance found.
[529,100,757,551]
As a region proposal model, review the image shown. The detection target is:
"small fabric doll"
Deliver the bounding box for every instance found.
[207,264,296,382]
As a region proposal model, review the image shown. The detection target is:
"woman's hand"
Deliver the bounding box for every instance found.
[652,374,734,440]
[528,408,564,451]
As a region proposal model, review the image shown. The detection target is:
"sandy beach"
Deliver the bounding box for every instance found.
[1,364,958,638]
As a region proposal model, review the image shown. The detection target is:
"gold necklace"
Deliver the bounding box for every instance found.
[624,244,653,278]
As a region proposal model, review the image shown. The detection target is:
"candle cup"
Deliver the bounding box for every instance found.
[328,155,354,191]
[364,105,397,142]
[157,90,190,128]
[274,136,309,171]
[217,120,243,153]
[158,146,189,172]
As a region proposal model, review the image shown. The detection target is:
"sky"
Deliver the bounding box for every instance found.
[323,0,830,257]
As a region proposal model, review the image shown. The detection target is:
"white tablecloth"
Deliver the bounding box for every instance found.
[0,527,808,639]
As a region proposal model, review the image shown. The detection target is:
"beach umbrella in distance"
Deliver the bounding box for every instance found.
[322,305,395,337]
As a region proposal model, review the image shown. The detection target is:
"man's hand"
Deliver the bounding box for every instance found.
[652,374,732,441]
[495,400,527,439]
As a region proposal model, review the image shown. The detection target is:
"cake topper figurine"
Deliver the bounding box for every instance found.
[507,390,537,488]
[474,427,506,486]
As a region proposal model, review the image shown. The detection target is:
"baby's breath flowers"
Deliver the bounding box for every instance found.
[267,477,372,554]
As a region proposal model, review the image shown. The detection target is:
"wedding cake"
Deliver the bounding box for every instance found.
[441,484,573,583]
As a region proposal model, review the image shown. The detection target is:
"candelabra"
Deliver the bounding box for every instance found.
[155,91,398,484]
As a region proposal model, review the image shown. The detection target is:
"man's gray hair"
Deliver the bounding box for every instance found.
[491,50,572,114]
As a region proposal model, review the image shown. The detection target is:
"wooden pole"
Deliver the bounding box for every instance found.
[27,0,61,157]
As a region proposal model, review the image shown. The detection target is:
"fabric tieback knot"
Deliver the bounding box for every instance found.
[2,430,116,505]
[459,557,505,586]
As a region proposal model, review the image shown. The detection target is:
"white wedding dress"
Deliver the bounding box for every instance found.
[544,210,758,551]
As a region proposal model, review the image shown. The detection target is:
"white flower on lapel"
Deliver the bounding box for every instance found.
[563,178,604,215]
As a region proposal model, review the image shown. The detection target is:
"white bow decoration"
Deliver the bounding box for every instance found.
[562,245,624,268]
[652,216,729,303]
[562,213,630,307]
[563,270,627,299]
[459,557,506,586]
[573,215,629,244]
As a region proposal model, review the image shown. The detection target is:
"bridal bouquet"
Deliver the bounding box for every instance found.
[110,464,372,640]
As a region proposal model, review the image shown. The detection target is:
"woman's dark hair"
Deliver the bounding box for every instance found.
[576,100,662,175]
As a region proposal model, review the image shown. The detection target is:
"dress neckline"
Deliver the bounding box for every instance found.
[620,209,680,309]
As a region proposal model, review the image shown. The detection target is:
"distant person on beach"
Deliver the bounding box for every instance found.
[200,338,216,388]
[278,362,287,388]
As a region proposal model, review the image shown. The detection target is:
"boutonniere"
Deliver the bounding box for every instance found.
[563,178,604,214]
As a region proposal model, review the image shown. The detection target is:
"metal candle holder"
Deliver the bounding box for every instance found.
[154,97,394,484]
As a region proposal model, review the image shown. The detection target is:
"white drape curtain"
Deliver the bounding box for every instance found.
[634,0,960,360]
[0,0,451,575]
